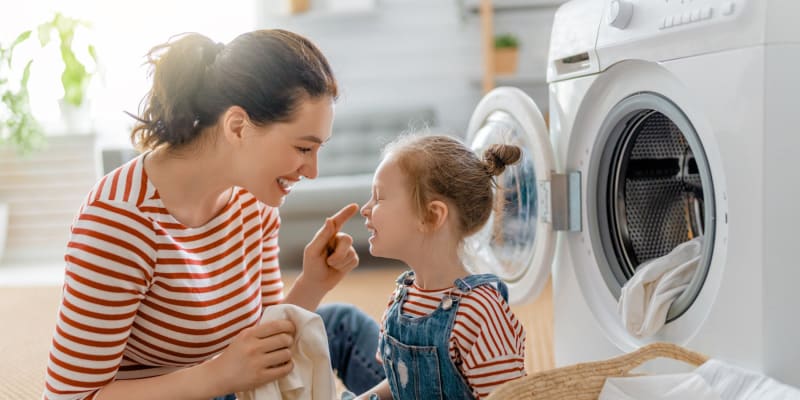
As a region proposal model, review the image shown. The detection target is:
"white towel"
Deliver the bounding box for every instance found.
[695,359,800,400]
[618,236,703,337]
[599,373,721,400]
[238,304,338,400]
[598,358,800,400]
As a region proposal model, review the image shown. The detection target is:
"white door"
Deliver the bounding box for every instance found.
[464,87,558,305]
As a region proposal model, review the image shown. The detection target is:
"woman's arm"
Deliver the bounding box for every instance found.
[95,320,296,400]
[283,204,360,311]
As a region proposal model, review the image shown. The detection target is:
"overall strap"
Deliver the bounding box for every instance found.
[453,274,509,302]
[395,270,415,286]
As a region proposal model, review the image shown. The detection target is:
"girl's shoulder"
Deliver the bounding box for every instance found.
[455,274,510,305]
[459,282,508,304]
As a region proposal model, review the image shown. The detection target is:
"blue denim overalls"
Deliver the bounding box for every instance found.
[379,270,510,400]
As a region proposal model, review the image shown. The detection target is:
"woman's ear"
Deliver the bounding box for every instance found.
[221,106,248,145]
[422,200,449,232]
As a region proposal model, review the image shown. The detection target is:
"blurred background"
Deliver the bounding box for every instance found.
[0,0,564,272]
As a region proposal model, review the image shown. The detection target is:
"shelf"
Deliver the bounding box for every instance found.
[462,0,566,14]
[471,74,547,88]
[495,74,548,86]
[260,0,377,20]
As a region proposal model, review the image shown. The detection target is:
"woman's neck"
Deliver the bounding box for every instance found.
[144,144,233,228]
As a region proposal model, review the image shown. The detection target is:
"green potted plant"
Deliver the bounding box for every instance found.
[37,12,97,133]
[493,33,519,75]
[0,13,96,263]
[0,30,44,154]
[0,12,96,154]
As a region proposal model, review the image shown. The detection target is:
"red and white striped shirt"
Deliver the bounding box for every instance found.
[378,281,526,399]
[43,154,284,400]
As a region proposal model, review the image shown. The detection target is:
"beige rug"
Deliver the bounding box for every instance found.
[0,266,553,399]
[0,286,63,399]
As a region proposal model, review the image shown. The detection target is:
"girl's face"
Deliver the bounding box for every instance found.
[234,96,334,207]
[360,155,423,261]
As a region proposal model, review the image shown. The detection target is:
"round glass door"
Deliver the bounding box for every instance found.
[591,92,716,321]
[464,87,555,305]
[466,111,538,281]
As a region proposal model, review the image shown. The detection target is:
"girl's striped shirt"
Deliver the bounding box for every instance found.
[379,282,526,399]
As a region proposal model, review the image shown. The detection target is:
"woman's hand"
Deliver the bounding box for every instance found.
[283,203,360,311]
[206,319,296,394]
[302,203,360,290]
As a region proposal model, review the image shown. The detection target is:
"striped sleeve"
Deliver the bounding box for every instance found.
[259,205,283,307]
[44,200,157,400]
[454,286,526,399]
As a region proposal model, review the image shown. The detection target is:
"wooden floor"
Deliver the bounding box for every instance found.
[0,264,553,399]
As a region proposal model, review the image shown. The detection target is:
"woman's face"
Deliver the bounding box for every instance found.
[360,155,423,261]
[235,96,334,207]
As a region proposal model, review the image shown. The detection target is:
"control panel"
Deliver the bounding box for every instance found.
[595,0,761,70]
[658,1,738,30]
[602,0,742,32]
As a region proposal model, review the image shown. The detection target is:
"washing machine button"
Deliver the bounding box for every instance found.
[721,2,735,16]
[661,16,673,29]
[608,0,634,29]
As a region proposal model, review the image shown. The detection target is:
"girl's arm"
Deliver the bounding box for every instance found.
[355,379,392,400]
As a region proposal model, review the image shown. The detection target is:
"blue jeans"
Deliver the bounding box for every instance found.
[212,303,384,400]
[318,303,386,394]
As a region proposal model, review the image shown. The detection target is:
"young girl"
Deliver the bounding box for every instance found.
[358,134,527,399]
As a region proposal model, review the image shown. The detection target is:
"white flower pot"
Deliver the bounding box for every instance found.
[59,99,94,135]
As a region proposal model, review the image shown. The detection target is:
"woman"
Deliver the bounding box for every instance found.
[43,30,383,399]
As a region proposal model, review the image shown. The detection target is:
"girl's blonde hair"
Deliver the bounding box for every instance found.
[383,134,521,238]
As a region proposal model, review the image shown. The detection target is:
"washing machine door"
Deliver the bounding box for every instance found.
[464,86,556,305]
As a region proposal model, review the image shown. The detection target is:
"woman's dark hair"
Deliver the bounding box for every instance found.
[130,29,338,150]
[384,134,522,238]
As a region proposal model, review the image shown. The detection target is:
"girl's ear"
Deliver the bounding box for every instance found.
[421,200,449,232]
[221,106,248,145]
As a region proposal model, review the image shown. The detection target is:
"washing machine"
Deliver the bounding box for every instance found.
[464,0,800,387]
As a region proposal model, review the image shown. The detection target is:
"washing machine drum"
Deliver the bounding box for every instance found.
[593,93,717,321]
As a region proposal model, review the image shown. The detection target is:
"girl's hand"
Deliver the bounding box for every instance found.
[301,203,360,292]
[206,319,296,394]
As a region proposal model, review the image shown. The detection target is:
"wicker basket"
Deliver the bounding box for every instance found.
[487,342,709,400]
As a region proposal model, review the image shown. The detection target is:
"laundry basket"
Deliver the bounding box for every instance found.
[487,342,709,400]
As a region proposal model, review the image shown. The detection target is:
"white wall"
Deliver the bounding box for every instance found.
[257,0,559,137]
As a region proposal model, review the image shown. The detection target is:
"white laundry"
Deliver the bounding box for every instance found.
[599,373,721,400]
[598,358,800,400]
[618,236,703,337]
[695,359,800,400]
[238,304,338,400]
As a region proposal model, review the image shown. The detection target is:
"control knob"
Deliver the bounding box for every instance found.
[608,0,634,29]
